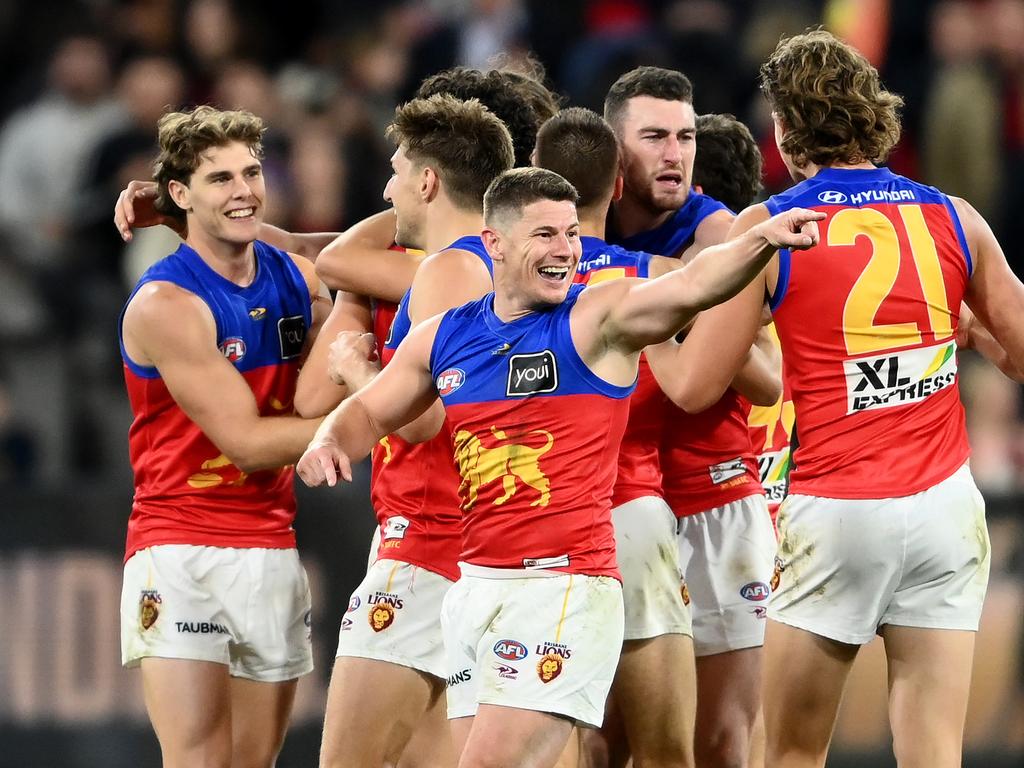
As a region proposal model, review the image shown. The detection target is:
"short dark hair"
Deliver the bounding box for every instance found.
[693,113,763,212]
[388,94,514,212]
[483,167,579,229]
[534,108,618,212]
[604,66,694,132]
[153,105,265,222]
[759,29,903,167]
[415,66,560,168]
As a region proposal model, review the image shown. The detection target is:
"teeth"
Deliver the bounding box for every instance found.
[227,208,254,218]
[539,267,567,278]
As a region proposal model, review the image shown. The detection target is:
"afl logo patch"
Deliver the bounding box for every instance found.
[817,190,847,204]
[740,581,771,602]
[219,337,246,362]
[493,639,528,661]
[436,368,466,396]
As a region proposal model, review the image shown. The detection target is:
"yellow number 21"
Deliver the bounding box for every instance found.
[831,205,954,356]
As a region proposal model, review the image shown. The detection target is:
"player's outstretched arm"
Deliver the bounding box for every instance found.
[297,316,443,487]
[113,178,337,260]
[122,283,324,472]
[295,292,373,417]
[315,209,424,300]
[598,207,824,351]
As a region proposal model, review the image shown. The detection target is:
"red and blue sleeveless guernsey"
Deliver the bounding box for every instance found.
[369,236,493,581]
[616,190,729,258]
[431,283,634,579]
[765,166,971,498]
[119,241,312,561]
[612,191,763,517]
[573,236,668,507]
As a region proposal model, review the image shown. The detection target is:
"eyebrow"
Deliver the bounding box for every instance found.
[639,126,695,136]
[203,163,261,182]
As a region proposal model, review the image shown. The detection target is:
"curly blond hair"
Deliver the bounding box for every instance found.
[759,30,903,168]
[153,106,265,223]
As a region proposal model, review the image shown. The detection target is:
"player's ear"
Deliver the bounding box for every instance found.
[167,179,190,212]
[420,166,439,203]
[612,173,624,202]
[481,227,504,263]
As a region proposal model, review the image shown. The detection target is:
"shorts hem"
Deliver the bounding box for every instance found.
[623,626,692,642]
[768,612,874,646]
[472,696,603,729]
[233,661,314,683]
[122,649,228,669]
[878,616,981,633]
[335,648,445,681]
[692,634,764,657]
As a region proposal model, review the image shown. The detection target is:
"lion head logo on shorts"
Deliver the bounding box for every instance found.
[537,653,564,684]
[368,601,396,632]
[139,589,162,631]
[680,580,691,606]
[770,556,784,592]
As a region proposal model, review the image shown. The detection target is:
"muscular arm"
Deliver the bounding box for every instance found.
[642,205,783,412]
[315,209,424,300]
[122,282,323,472]
[294,292,373,417]
[297,317,443,486]
[260,225,338,264]
[958,196,1024,377]
[731,325,784,406]
[587,207,821,353]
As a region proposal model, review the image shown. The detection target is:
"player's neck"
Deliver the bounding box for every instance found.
[801,160,877,179]
[577,207,608,240]
[611,193,679,239]
[185,230,257,286]
[424,200,483,255]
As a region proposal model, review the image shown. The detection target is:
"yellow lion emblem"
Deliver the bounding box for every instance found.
[453,427,554,509]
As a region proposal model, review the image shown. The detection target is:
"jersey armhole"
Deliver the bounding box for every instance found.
[940,196,974,276]
[768,249,791,312]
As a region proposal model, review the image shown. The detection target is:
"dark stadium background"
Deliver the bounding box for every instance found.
[0,1,1021,765]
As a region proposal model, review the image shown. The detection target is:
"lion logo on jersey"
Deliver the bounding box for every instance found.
[537,652,565,683]
[453,427,554,509]
[368,601,396,632]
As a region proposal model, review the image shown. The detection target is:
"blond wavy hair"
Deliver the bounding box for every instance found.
[153,106,265,223]
[759,30,903,168]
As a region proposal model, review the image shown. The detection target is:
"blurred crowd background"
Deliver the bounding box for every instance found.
[0,0,1021,765]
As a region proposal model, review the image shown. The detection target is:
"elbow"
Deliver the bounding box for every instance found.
[314,252,346,291]
[225,447,279,475]
[748,379,782,407]
[397,420,442,445]
[666,381,718,414]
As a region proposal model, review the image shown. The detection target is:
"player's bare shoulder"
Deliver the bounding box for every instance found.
[122,281,215,365]
[682,207,735,260]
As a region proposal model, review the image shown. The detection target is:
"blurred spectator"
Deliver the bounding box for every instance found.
[0,35,124,274]
[0,366,37,486]
[989,0,1024,275]
[922,1,1002,222]
[77,56,187,280]
[960,352,1024,493]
